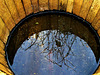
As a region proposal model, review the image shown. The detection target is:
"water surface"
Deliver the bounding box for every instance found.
[6,13,100,75]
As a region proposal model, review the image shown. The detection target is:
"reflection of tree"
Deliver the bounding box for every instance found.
[23,30,76,71]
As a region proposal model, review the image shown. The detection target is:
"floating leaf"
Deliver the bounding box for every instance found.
[35,22,39,25]
[34,73,36,74]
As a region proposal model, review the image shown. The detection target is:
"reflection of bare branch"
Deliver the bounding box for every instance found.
[45,56,62,67]
[70,50,75,56]
[25,39,37,51]
[25,33,39,51]
[25,30,51,51]
[22,30,77,71]
[65,35,76,57]
[41,47,48,53]
[65,59,75,67]
[64,62,76,72]
[80,39,84,46]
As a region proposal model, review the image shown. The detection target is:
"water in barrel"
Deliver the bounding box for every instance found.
[6,13,100,75]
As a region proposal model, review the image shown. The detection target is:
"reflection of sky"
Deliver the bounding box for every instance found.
[11,30,98,75]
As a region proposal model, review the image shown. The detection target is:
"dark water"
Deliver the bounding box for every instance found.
[6,13,100,75]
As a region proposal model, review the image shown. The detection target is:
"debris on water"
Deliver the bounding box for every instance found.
[35,22,39,25]
[34,73,36,74]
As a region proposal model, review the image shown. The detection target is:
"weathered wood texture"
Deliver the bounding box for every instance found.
[0,61,13,75]
[98,29,100,36]
[73,0,83,15]
[79,0,93,19]
[0,42,13,75]
[67,0,74,13]
[0,71,6,75]
[86,0,100,23]
[0,0,15,31]
[14,0,26,19]
[39,0,49,11]
[59,0,67,11]
[0,49,7,67]
[92,9,100,30]
[0,17,9,43]
[49,0,58,10]
[0,40,5,49]
[4,0,20,24]
[0,0,100,74]
[21,0,33,15]
[94,20,100,30]
[31,0,39,13]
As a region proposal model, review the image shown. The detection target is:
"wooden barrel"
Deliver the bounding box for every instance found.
[0,0,100,75]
